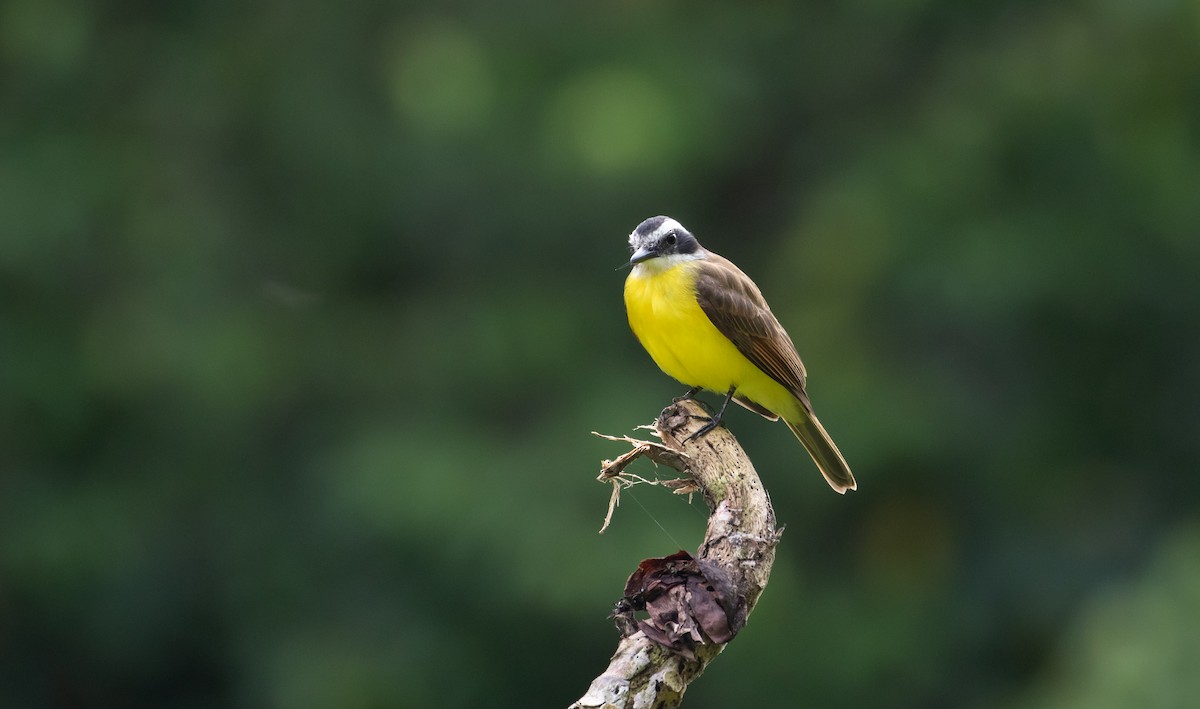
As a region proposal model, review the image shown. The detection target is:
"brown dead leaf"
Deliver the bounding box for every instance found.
[609,550,740,658]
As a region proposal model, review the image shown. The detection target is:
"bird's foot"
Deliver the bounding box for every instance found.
[684,415,722,442]
[673,388,715,416]
[682,386,736,442]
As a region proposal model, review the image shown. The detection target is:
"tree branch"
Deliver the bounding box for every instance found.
[571,399,782,709]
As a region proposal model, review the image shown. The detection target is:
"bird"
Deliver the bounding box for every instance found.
[623,215,857,494]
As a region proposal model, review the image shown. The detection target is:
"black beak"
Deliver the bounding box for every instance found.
[629,245,656,264]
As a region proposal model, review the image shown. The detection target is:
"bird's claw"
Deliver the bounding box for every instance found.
[684,415,720,442]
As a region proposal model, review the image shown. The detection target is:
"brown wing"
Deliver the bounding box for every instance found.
[694,253,812,411]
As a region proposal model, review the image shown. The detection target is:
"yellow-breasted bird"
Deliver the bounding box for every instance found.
[623,216,857,494]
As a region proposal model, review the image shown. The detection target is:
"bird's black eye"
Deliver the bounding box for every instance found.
[664,232,677,246]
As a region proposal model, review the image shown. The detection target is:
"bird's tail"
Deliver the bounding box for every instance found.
[785,414,857,494]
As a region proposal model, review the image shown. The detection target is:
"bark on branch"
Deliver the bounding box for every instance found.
[571,399,782,709]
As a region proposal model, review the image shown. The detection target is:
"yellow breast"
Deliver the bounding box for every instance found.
[623,259,799,418]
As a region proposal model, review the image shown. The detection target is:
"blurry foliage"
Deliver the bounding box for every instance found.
[1,1,1198,708]
[1014,523,1200,709]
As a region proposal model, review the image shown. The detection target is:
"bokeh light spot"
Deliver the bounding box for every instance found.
[385,21,494,135]
[544,67,684,176]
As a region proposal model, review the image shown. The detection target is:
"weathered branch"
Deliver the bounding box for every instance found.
[571,399,782,709]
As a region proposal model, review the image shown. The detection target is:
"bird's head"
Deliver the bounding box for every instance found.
[628,216,703,268]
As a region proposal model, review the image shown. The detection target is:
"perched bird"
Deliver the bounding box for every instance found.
[623,216,857,493]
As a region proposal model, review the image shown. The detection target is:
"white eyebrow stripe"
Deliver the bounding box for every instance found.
[628,216,687,249]
[650,217,684,241]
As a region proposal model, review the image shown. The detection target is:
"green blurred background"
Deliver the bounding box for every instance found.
[3,1,1199,707]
